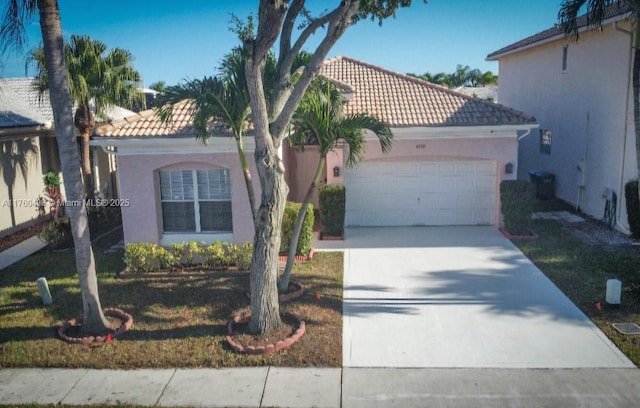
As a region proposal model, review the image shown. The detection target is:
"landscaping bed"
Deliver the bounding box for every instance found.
[513,219,640,366]
[0,248,343,368]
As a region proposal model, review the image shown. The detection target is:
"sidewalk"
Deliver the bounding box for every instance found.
[2,367,640,407]
[0,235,46,271]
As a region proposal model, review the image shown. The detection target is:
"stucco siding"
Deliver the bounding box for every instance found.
[117,153,259,245]
[498,24,636,230]
[329,134,519,227]
[0,135,60,237]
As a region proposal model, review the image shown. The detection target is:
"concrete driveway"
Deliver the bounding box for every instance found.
[327,226,634,368]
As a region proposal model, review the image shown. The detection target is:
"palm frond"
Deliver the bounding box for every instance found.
[291,78,393,166]
[0,0,37,53]
[558,0,621,38]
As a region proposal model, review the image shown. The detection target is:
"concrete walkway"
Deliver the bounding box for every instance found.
[0,235,46,271]
[2,367,640,407]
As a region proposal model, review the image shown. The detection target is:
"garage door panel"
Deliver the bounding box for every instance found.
[345,160,497,227]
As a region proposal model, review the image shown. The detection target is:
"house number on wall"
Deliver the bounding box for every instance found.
[416,144,426,150]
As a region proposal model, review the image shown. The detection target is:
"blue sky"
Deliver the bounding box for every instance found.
[1,0,564,86]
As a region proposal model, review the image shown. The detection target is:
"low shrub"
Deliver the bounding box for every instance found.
[170,241,203,266]
[228,243,253,271]
[123,242,158,272]
[280,201,314,256]
[202,241,231,268]
[625,180,640,238]
[500,180,535,235]
[37,218,73,249]
[319,184,345,236]
[123,241,253,272]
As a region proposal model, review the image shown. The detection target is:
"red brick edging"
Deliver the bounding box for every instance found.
[226,310,305,354]
[278,248,315,263]
[499,228,538,241]
[57,307,133,345]
[279,281,304,303]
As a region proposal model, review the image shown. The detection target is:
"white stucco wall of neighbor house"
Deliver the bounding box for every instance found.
[497,23,637,232]
[116,151,260,246]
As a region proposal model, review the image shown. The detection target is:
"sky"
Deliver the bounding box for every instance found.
[1,0,566,87]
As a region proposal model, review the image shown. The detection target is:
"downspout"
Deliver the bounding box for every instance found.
[516,127,534,141]
[615,21,633,230]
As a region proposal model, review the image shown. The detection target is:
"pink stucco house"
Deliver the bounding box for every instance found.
[93,57,538,246]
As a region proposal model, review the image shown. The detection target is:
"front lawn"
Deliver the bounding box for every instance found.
[514,219,640,366]
[0,246,343,368]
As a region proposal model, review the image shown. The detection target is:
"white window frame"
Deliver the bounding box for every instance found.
[159,169,233,245]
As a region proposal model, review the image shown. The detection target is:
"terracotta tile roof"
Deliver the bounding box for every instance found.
[96,99,204,138]
[96,57,536,138]
[487,1,632,60]
[319,57,535,127]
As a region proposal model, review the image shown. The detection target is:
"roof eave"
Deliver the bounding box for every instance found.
[487,13,631,61]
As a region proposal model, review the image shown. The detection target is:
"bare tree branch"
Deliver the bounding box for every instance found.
[270,0,359,140]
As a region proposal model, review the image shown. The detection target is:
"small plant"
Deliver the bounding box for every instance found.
[42,170,64,220]
[319,184,345,237]
[153,246,177,270]
[500,180,535,236]
[37,217,73,249]
[228,242,253,271]
[124,242,157,272]
[202,241,230,268]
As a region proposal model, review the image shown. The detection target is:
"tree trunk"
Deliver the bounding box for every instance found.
[235,134,257,223]
[279,157,324,293]
[74,106,95,198]
[38,0,110,335]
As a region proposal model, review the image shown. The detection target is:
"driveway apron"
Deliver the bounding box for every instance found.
[341,226,634,368]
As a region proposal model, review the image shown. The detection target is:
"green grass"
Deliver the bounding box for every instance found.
[0,243,343,368]
[514,219,640,365]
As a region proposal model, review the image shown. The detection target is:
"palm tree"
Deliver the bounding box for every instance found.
[159,48,258,221]
[158,48,309,223]
[0,138,39,227]
[279,79,393,292]
[1,0,111,335]
[149,80,166,93]
[28,34,143,198]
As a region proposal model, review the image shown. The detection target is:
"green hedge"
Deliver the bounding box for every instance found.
[123,241,253,272]
[625,180,640,238]
[500,180,535,235]
[319,184,345,236]
[280,201,314,256]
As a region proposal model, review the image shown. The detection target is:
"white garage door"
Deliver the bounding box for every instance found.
[345,160,497,226]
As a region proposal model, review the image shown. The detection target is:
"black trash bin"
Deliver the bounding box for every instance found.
[528,171,555,200]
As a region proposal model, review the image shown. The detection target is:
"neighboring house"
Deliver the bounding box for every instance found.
[0,77,132,238]
[287,57,538,228]
[454,85,498,102]
[487,3,635,232]
[0,78,57,237]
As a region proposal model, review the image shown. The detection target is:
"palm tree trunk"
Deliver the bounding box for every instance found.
[633,33,640,221]
[38,0,109,335]
[75,106,95,199]
[81,131,94,198]
[279,157,324,293]
[235,135,257,223]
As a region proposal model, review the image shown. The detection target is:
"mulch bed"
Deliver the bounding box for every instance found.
[0,221,50,252]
